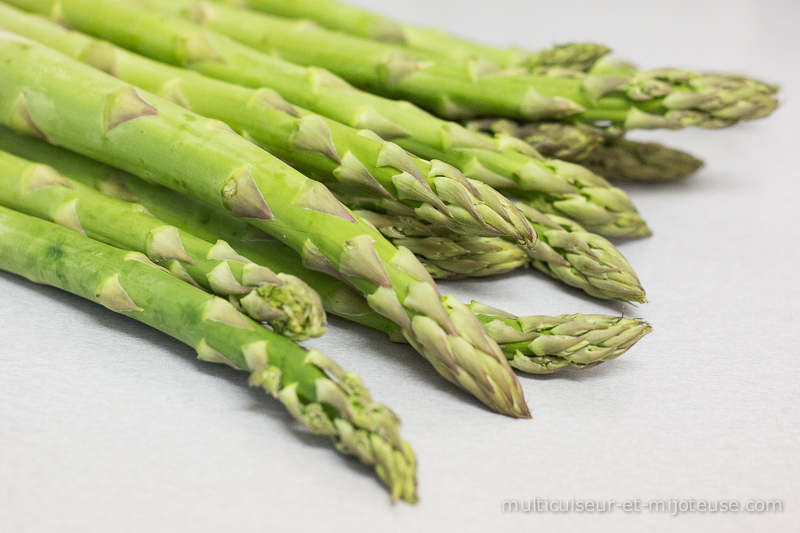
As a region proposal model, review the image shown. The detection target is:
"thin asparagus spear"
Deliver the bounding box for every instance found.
[0,205,418,503]
[466,120,705,182]
[589,55,781,99]
[0,33,529,418]
[152,0,778,127]
[211,0,611,72]
[0,129,651,371]
[1,0,648,238]
[0,8,534,245]
[468,302,651,373]
[0,148,326,340]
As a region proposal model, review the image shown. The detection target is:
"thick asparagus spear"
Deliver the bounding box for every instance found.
[0,8,533,245]
[211,0,610,72]
[0,128,651,371]
[0,205,418,502]
[0,33,529,417]
[154,0,778,127]
[467,120,705,182]
[0,148,326,340]
[1,0,648,239]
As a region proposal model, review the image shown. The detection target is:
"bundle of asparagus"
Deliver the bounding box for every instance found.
[218,0,776,182]
[4,0,651,240]
[0,0,777,503]
[0,126,652,373]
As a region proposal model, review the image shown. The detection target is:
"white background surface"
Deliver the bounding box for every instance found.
[1,1,799,531]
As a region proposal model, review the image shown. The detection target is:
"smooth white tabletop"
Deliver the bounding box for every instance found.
[1,1,798,531]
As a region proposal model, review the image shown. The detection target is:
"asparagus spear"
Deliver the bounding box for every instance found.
[1,0,648,239]
[342,193,645,302]
[349,209,530,279]
[153,0,778,127]
[512,203,645,302]
[0,148,326,340]
[0,128,651,371]
[467,119,607,161]
[468,302,651,373]
[211,0,611,72]
[0,205,418,502]
[0,8,534,245]
[526,44,613,75]
[0,33,529,417]
[466,120,705,182]
[581,137,705,183]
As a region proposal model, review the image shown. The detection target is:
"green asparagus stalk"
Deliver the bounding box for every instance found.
[1,0,649,239]
[0,148,326,340]
[0,105,641,301]
[211,0,611,72]
[152,0,778,127]
[467,120,704,182]
[0,205,418,502]
[0,32,529,417]
[0,128,651,371]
